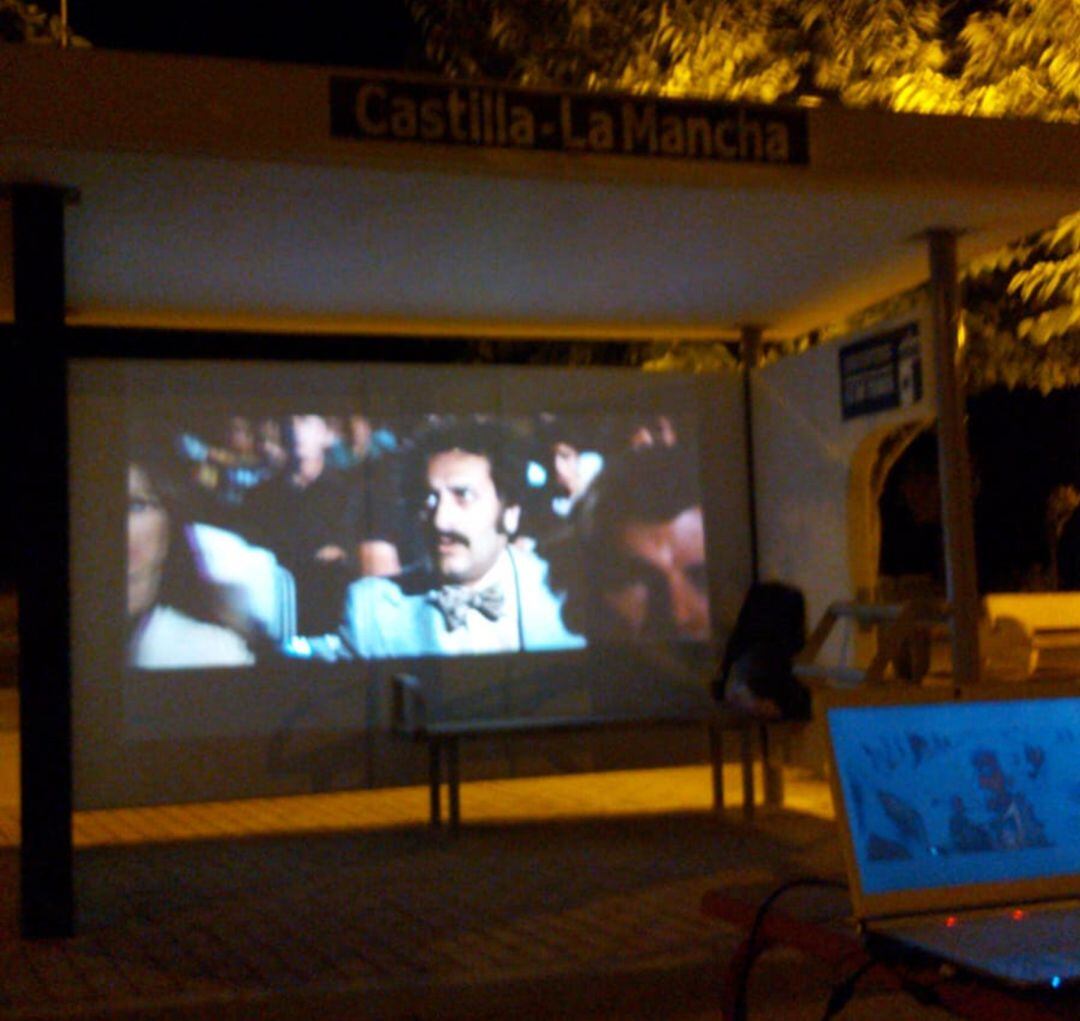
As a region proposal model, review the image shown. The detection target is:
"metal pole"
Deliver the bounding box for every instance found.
[927,229,981,688]
[740,325,762,584]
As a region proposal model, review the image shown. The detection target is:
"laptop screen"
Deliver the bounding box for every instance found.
[828,698,1080,899]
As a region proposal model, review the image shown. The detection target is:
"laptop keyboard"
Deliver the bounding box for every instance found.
[986,950,1080,984]
[882,904,1080,985]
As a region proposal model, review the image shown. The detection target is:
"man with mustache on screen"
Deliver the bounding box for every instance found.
[340,418,584,658]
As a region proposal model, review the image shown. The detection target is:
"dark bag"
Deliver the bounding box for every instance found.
[712,582,811,721]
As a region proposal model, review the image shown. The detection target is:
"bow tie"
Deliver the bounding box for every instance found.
[429,584,505,631]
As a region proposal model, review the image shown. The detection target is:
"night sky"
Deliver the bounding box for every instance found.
[58,0,422,68]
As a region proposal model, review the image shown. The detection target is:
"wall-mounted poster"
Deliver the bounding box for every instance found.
[840,322,922,420]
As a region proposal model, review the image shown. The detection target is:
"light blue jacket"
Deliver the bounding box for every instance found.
[340,547,585,659]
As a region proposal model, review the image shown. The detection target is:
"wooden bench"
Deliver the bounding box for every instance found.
[983,592,1080,682]
[390,674,788,831]
[794,598,953,688]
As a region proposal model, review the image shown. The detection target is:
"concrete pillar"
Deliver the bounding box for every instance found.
[927,229,981,688]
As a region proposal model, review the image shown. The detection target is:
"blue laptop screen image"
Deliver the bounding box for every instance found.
[829,699,1080,896]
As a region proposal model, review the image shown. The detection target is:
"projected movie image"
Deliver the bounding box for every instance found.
[127,408,711,669]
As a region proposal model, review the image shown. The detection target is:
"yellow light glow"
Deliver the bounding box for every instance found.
[0,765,836,849]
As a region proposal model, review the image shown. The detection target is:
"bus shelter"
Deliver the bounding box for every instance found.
[3,43,1080,937]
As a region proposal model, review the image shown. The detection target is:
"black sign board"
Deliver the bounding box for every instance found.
[330,75,809,166]
[840,323,923,420]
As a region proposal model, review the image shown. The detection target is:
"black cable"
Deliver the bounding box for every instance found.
[820,948,947,1019]
[821,958,878,1020]
[729,876,849,1021]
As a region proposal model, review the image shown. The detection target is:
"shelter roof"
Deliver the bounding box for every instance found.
[2,44,1079,341]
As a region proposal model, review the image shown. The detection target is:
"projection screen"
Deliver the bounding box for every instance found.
[69,352,751,807]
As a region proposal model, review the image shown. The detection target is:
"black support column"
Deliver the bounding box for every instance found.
[11,184,75,938]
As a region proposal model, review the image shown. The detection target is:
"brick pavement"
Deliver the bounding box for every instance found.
[0,760,854,1020]
[0,685,962,1021]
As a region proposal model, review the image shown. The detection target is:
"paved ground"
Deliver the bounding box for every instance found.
[0,687,957,1020]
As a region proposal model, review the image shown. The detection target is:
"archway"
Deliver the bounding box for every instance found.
[846,418,936,606]
[845,418,939,674]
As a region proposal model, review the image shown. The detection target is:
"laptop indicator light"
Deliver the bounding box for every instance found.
[945,916,957,928]
[1051,976,1061,989]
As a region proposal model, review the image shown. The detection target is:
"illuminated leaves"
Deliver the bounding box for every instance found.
[405,1,681,89]
[402,2,1080,387]
[1010,252,1080,307]
[640,342,742,374]
[405,1,1080,125]
[801,0,952,108]
[649,2,805,103]
[958,0,1080,122]
[965,205,1080,392]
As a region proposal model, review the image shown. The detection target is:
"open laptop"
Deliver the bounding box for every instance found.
[827,696,1080,988]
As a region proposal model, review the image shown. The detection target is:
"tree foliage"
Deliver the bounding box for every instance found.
[0,0,87,45]
[956,0,1080,122]
[799,1,955,112]
[964,210,1080,392]
[952,1,1080,393]
[405,1,809,100]
[407,0,1080,389]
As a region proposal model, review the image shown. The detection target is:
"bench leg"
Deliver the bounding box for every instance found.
[740,727,755,822]
[761,725,785,808]
[429,740,442,829]
[707,720,725,813]
[446,737,461,832]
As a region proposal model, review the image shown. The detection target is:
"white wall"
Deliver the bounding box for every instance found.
[752,307,937,670]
